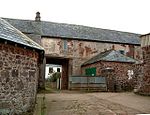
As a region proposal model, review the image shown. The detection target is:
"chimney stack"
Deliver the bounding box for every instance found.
[35,12,41,21]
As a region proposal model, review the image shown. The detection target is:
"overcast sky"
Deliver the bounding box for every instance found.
[0,0,149,34]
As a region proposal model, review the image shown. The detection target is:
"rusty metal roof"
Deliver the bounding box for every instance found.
[82,50,137,66]
[0,18,44,50]
[3,18,140,45]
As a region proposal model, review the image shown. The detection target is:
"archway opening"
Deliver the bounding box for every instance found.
[45,56,69,90]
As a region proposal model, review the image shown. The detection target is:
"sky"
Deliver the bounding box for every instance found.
[0,0,149,34]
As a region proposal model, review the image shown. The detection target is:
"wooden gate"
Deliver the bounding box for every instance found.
[69,76,107,91]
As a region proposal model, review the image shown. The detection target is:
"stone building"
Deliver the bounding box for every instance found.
[136,33,150,95]
[2,12,142,89]
[0,18,44,114]
[81,50,138,91]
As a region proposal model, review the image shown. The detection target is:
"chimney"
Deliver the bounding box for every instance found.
[35,12,41,21]
[112,45,115,50]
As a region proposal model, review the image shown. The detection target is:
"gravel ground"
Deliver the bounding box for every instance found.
[44,91,150,115]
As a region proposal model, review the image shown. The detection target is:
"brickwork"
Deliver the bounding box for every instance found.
[0,43,39,114]
[82,61,135,91]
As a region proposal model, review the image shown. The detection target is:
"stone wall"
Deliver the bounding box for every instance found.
[0,43,39,114]
[133,63,143,91]
[136,34,150,95]
[137,46,150,95]
[81,61,135,91]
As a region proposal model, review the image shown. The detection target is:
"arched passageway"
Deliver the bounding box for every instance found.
[45,56,70,89]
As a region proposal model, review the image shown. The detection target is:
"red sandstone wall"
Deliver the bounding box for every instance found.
[81,61,135,91]
[137,46,150,95]
[0,43,39,114]
[136,34,150,95]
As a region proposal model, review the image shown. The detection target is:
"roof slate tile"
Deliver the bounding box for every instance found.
[3,18,140,45]
[0,18,44,50]
[82,50,138,66]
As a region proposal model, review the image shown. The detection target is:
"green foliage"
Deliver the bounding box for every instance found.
[49,72,61,82]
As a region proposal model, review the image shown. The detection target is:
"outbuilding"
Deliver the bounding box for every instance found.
[81,49,138,91]
[0,18,44,114]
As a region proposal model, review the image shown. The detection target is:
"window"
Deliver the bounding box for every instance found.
[119,50,125,55]
[64,40,68,50]
[57,68,60,72]
[49,68,53,73]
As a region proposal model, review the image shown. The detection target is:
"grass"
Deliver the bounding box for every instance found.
[38,81,61,94]
[38,87,53,94]
[34,95,47,115]
[34,82,60,115]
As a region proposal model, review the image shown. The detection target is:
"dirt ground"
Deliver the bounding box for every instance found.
[43,91,150,115]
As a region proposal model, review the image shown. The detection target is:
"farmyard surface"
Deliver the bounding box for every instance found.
[42,91,150,115]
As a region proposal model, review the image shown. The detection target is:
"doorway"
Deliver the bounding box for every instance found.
[45,64,62,89]
[45,56,69,90]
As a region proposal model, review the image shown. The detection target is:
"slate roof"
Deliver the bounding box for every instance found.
[3,18,140,45]
[82,50,137,66]
[0,18,44,50]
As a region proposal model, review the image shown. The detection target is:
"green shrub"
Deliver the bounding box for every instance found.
[49,72,61,82]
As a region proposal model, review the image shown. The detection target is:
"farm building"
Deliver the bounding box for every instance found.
[81,50,138,91]
[0,18,44,114]
[2,12,142,90]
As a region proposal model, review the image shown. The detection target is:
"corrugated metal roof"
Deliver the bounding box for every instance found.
[82,50,137,66]
[0,18,44,50]
[3,18,140,45]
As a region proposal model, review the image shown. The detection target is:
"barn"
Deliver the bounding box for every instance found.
[2,12,141,90]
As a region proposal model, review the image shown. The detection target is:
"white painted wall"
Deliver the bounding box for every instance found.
[45,64,62,78]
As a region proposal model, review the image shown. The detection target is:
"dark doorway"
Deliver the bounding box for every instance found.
[45,56,69,90]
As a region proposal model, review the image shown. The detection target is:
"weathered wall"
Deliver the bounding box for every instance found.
[26,33,46,90]
[140,46,150,95]
[41,37,141,76]
[137,34,150,95]
[81,61,135,91]
[134,46,143,61]
[133,63,143,91]
[0,43,39,114]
